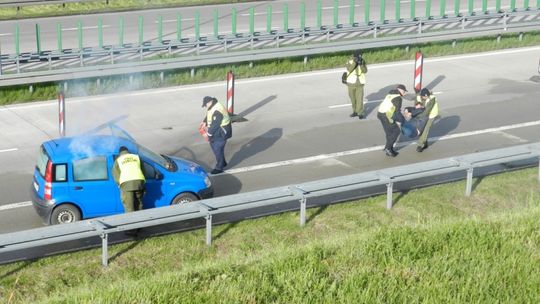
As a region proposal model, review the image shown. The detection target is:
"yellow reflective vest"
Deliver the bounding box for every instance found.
[345,59,366,85]
[416,95,439,119]
[117,153,145,185]
[207,101,230,128]
[378,93,401,123]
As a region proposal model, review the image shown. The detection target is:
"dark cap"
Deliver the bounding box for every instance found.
[420,88,430,97]
[202,96,216,107]
[397,84,408,92]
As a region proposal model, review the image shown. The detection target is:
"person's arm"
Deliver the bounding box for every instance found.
[112,161,120,186]
[207,111,223,137]
[346,59,358,73]
[360,61,367,73]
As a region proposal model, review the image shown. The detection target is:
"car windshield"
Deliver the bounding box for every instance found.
[137,144,173,171]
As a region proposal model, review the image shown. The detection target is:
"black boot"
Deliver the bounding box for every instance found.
[384,148,397,157]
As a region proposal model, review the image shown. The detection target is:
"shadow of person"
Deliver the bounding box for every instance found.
[366,84,396,102]
[227,128,283,168]
[430,115,460,138]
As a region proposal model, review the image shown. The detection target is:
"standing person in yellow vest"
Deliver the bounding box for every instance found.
[345,51,368,119]
[415,88,440,152]
[202,96,232,175]
[377,84,407,157]
[113,146,146,213]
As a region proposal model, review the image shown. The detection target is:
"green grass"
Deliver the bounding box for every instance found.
[0,0,257,20]
[1,167,539,303]
[2,31,539,106]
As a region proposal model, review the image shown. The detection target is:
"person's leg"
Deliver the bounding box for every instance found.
[210,139,226,171]
[355,84,364,116]
[388,124,401,152]
[348,85,358,116]
[134,190,144,211]
[417,118,434,149]
[122,190,135,213]
[377,114,395,152]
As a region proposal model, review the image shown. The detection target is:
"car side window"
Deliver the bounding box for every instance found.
[73,156,108,181]
[142,162,156,180]
[54,164,67,182]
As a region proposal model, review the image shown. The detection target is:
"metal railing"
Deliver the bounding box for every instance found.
[1,142,539,267]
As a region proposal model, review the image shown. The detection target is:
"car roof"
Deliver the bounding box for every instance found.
[42,135,139,163]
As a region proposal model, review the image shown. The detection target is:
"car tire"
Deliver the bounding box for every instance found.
[51,204,81,225]
[171,192,198,205]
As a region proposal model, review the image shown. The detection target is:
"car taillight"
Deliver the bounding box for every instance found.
[44,160,52,200]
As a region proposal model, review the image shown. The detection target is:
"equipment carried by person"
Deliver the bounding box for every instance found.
[198,122,208,141]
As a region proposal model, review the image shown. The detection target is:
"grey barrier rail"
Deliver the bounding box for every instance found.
[0,142,539,267]
[0,11,539,87]
[0,0,85,7]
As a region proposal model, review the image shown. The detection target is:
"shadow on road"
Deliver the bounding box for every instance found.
[236,94,277,118]
[228,128,283,168]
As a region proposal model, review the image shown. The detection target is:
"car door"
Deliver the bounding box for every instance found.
[141,161,166,208]
[69,155,121,217]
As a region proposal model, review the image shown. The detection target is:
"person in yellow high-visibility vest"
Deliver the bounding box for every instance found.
[345,51,368,119]
[377,84,407,157]
[202,96,232,175]
[415,88,440,152]
[113,146,146,213]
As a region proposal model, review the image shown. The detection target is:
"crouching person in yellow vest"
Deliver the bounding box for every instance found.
[113,146,146,213]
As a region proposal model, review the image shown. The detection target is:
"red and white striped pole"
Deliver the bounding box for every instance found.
[414,51,424,93]
[58,91,65,137]
[226,70,235,115]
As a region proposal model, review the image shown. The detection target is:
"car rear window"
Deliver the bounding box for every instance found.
[36,145,50,178]
[73,156,108,181]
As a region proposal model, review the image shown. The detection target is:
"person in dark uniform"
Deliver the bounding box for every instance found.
[113,146,146,212]
[202,96,232,174]
[377,84,407,157]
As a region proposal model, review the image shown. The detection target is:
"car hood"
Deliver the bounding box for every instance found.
[170,156,208,177]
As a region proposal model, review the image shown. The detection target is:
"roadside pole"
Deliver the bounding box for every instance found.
[226,71,246,122]
[414,51,424,93]
[58,91,65,137]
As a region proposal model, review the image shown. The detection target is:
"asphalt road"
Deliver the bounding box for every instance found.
[0,46,539,235]
[0,0,507,54]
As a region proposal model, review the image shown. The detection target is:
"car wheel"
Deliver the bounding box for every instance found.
[171,192,198,205]
[51,204,81,225]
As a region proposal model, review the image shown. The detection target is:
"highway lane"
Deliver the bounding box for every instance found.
[0,46,539,234]
[0,0,503,54]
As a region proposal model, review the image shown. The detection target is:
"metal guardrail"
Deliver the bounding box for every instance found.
[0,10,539,87]
[0,0,86,7]
[1,142,539,266]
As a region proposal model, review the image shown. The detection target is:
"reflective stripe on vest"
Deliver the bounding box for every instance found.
[346,59,366,85]
[207,101,231,128]
[117,153,145,185]
[378,93,401,122]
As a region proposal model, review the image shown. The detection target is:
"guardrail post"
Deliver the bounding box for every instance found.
[266,5,272,33]
[496,0,501,13]
[195,11,200,40]
[177,14,182,40]
[524,0,530,9]
[232,8,237,35]
[510,0,516,11]
[380,0,386,23]
[349,0,355,25]
[465,168,473,196]
[56,22,62,52]
[98,18,103,48]
[317,0,322,28]
[212,10,218,38]
[301,1,306,29]
[440,0,446,17]
[425,0,432,18]
[395,0,401,21]
[138,16,143,45]
[35,23,41,53]
[411,0,416,19]
[482,0,487,13]
[333,0,339,26]
[158,15,163,43]
[119,17,124,46]
[468,0,474,15]
[283,4,289,32]
[300,196,307,226]
[101,233,108,267]
[205,214,212,245]
[249,7,255,34]
[77,20,83,50]
[364,0,370,24]
[454,0,460,16]
[386,182,393,209]
[15,24,20,57]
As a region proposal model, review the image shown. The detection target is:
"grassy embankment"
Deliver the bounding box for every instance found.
[1,31,539,105]
[0,167,539,303]
[0,0,256,20]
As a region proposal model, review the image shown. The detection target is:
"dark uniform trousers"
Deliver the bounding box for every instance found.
[120,180,145,212]
[210,137,227,171]
[377,112,401,150]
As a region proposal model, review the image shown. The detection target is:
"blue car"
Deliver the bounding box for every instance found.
[31,135,213,225]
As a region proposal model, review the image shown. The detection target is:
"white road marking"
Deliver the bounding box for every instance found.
[224,120,540,174]
[2,119,539,210]
[329,91,443,109]
[493,131,528,143]
[0,148,18,153]
[0,201,32,211]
